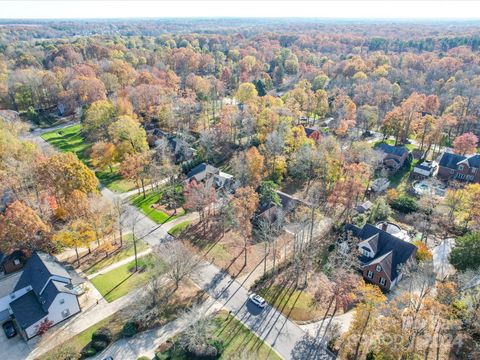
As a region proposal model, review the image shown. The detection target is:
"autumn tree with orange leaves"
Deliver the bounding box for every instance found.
[0,201,50,253]
[231,186,259,267]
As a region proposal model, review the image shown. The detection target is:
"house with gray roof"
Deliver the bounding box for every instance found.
[0,252,83,339]
[377,143,410,172]
[437,152,480,183]
[186,162,237,192]
[344,223,417,290]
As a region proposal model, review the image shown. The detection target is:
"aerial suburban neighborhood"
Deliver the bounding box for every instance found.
[0,2,480,360]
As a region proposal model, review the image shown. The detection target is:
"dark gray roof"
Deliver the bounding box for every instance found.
[377,143,408,157]
[415,162,435,171]
[465,155,480,168]
[14,252,70,295]
[0,271,23,298]
[10,291,47,329]
[438,152,466,169]
[345,223,417,281]
[186,163,219,182]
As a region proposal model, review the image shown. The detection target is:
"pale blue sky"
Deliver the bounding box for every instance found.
[1,1,479,20]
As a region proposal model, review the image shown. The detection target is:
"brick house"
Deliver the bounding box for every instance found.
[437,152,480,183]
[344,223,417,291]
[377,143,409,171]
[302,126,323,142]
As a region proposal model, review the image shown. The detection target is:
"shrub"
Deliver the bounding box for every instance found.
[92,327,113,343]
[210,339,224,356]
[368,198,392,222]
[81,347,97,358]
[91,340,108,352]
[413,240,433,262]
[137,357,151,360]
[43,346,79,360]
[352,214,366,227]
[122,321,138,337]
[390,195,418,214]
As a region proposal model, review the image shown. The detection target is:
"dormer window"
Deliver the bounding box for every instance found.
[376,265,382,272]
[458,165,464,171]
[362,249,370,257]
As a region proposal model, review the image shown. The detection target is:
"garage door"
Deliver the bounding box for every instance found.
[0,309,11,322]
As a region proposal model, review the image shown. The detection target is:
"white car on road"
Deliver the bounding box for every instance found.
[249,293,267,308]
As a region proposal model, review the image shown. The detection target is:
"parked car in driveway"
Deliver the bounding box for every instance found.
[2,321,17,338]
[249,293,267,308]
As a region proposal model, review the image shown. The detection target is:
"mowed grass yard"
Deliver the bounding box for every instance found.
[214,311,281,360]
[158,311,281,360]
[41,124,137,192]
[131,190,185,224]
[41,124,89,160]
[40,312,125,359]
[84,235,149,275]
[91,254,168,302]
[257,284,321,322]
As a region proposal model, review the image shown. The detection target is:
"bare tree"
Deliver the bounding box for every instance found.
[113,197,127,247]
[256,208,285,275]
[158,242,201,292]
[127,210,143,271]
[178,304,217,357]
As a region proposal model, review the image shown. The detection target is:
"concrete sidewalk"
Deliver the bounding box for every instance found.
[86,248,152,280]
[92,298,223,360]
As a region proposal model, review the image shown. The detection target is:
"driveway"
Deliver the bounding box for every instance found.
[432,238,456,280]
[0,321,32,360]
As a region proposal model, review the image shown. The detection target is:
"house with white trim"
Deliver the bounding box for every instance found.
[0,252,83,339]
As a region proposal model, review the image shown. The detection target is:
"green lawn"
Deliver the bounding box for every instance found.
[388,159,418,191]
[40,312,125,359]
[167,221,191,237]
[257,285,318,322]
[214,312,281,359]
[158,311,281,360]
[91,254,168,302]
[84,235,149,275]
[41,124,137,192]
[131,191,185,224]
[41,124,89,161]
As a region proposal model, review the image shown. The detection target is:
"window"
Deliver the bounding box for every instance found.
[450,169,454,174]
[367,271,373,279]
[376,265,382,272]
[458,165,464,171]
[379,277,386,286]
[61,309,70,318]
[13,259,20,266]
[362,249,370,257]
[59,299,65,305]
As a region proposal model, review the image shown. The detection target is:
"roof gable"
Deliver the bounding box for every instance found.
[9,290,47,329]
[14,252,70,295]
[377,143,408,157]
[439,152,466,169]
[346,223,417,281]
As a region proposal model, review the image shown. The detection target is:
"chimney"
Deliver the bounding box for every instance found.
[381,222,388,232]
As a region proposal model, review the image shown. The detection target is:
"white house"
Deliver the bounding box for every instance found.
[0,252,83,339]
